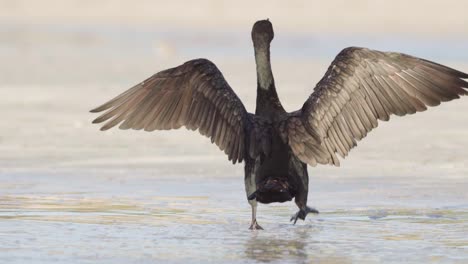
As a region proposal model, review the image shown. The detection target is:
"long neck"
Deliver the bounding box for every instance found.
[255,48,274,91]
[254,45,285,118]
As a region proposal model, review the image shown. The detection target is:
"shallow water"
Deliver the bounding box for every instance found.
[1,165,467,264]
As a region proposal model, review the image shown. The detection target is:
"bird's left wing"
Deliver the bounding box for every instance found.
[91,59,263,164]
[279,47,468,167]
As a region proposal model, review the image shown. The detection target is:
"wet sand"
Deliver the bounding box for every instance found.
[1,4,468,263]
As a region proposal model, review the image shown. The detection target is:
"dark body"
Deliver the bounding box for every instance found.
[247,90,309,208]
[91,20,468,230]
[246,122,307,205]
[245,22,309,212]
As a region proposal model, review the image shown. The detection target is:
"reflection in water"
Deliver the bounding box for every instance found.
[244,228,352,264]
[245,233,308,262]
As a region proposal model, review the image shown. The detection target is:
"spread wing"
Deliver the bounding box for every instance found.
[91,59,259,164]
[280,47,468,166]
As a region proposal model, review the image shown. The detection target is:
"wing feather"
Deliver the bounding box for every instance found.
[91,59,266,163]
[282,47,468,166]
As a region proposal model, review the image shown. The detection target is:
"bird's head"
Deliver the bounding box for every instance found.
[251,19,274,48]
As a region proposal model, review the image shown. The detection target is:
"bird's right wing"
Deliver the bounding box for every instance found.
[91,59,267,164]
[280,47,468,167]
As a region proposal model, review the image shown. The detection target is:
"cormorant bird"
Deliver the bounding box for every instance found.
[91,20,468,230]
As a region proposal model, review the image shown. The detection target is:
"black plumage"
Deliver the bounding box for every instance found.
[91,20,468,229]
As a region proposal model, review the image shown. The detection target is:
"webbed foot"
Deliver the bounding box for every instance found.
[290,206,319,224]
[249,219,264,230]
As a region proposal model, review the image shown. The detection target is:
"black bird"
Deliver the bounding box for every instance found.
[91,20,468,230]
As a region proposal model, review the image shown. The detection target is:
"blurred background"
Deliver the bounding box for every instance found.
[1,1,467,263]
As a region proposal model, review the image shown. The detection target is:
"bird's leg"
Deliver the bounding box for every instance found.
[290,205,319,224]
[245,163,263,230]
[290,190,318,224]
[248,199,263,230]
